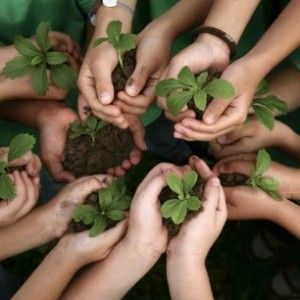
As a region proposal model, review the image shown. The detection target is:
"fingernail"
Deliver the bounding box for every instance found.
[190,155,198,161]
[99,92,113,104]
[217,136,227,144]
[211,177,220,186]
[218,164,225,173]
[204,112,215,124]
[174,132,181,139]
[126,85,138,96]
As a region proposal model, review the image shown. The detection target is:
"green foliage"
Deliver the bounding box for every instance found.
[0,134,36,200]
[251,80,288,130]
[93,20,136,70]
[3,21,77,95]
[155,66,235,116]
[161,170,201,225]
[69,116,107,144]
[246,149,282,200]
[73,178,131,237]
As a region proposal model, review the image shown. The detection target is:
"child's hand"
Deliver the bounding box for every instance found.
[0,171,40,227]
[213,154,300,200]
[57,219,127,267]
[0,32,80,101]
[45,174,112,237]
[167,157,227,263]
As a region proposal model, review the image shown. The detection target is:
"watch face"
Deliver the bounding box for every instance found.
[103,0,118,7]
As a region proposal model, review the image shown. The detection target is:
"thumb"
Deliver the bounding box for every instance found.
[203,98,231,125]
[128,116,147,151]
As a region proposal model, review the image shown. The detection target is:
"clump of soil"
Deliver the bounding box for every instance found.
[219,173,249,187]
[112,49,136,93]
[63,124,135,178]
[159,177,205,236]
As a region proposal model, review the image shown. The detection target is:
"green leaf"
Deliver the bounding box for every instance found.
[255,149,271,176]
[255,80,269,97]
[167,90,194,116]
[161,199,181,218]
[31,63,49,95]
[183,170,198,195]
[31,55,44,66]
[253,104,274,130]
[86,116,98,131]
[46,51,68,65]
[3,56,33,79]
[73,204,98,225]
[51,64,77,90]
[14,35,40,57]
[196,72,208,88]
[93,37,108,48]
[69,132,83,139]
[0,173,16,200]
[166,173,183,195]
[178,66,197,87]
[254,96,288,114]
[193,89,207,111]
[0,161,8,173]
[8,133,35,162]
[257,176,279,191]
[70,121,84,133]
[171,201,187,225]
[90,215,107,237]
[99,188,112,210]
[186,196,202,211]
[111,196,131,211]
[155,79,185,96]
[204,79,235,99]
[118,33,136,51]
[107,20,122,44]
[106,209,126,221]
[36,21,51,52]
[266,189,283,201]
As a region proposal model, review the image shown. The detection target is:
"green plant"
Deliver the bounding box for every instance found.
[251,80,288,130]
[73,178,131,237]
[0,134,35,200]
[3,21,77,95]
[93,20,136,70]
[155,66,235,116]
[69,116,107,144]
[246,149,282,200]
[161,170,202,225]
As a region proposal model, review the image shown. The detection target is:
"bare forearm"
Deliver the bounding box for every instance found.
[13,246,80,300]
[167,257,213,300]
[203,0,260,42]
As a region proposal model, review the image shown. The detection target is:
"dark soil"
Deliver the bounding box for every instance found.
[219,173,249,187]
[112,49,136,93]
[63,124,135,178]
[159,177,205,236]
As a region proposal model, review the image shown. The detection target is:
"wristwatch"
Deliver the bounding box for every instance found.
[102,0,118,7]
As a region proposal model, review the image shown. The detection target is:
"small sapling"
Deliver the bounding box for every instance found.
[3,21,77,95]
[93,20,136,71]
[155,66,235,116]
[73,178,131,237]
[0,134,35,200]
[161,170,202,225]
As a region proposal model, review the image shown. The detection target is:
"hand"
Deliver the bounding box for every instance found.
[158,33,230,122]
[0,32,80,101]
[172,58,260,141]
[213,154,300,200]
[167,156,227,263]
[57,219,127,267]
[36,103,78,183]
[0,170,40,227]
[45,174,112,238]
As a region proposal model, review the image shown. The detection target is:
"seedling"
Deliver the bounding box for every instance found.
[93,20,136,71]
[246,149,282,200]
[161,170,202,225]
[73,178,131,237]
[251,80,288,130]
[3,21,77,95]
[0,134,35,200]
[155,66,235,116]
[69,116,107,144]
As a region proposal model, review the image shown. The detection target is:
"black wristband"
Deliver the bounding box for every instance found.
[193,26,237,58]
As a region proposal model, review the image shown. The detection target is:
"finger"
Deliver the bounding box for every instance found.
[0,147,9,161]
[113,166,126,177]
[173,131,193,142]
[126,63,151,96]
[78,94,91,121]
[46,157,75,183]
[33,176,41,202]
[128,118,147,151]
[202,177,221,212]
[9,151,32,168]
[118,91,149,109]
[122,159,132,170]
[49,32,75,55]
[203,98,232,125]
[165,110,196,123]
[188,156,214,180]
[216,138,254,158]
[26,154,42,177]
[214,160,253,177]
[9,171,27,215]
[91,108,128,128]
[129,148,142,165]
[216,184,227,223]
[217,124,250,145]
[115,100,145,115]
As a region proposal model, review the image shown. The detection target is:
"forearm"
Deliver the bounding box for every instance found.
[242,0,300,80]
[62,239,160,300]
[167,257,213,300]
[0,206,55,260]
[13,246,81,300]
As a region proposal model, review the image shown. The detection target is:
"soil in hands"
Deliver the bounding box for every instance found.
[63,124,135,178]
[219,173,249,187]
[112,49,136,93]
[159,177,205,236]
